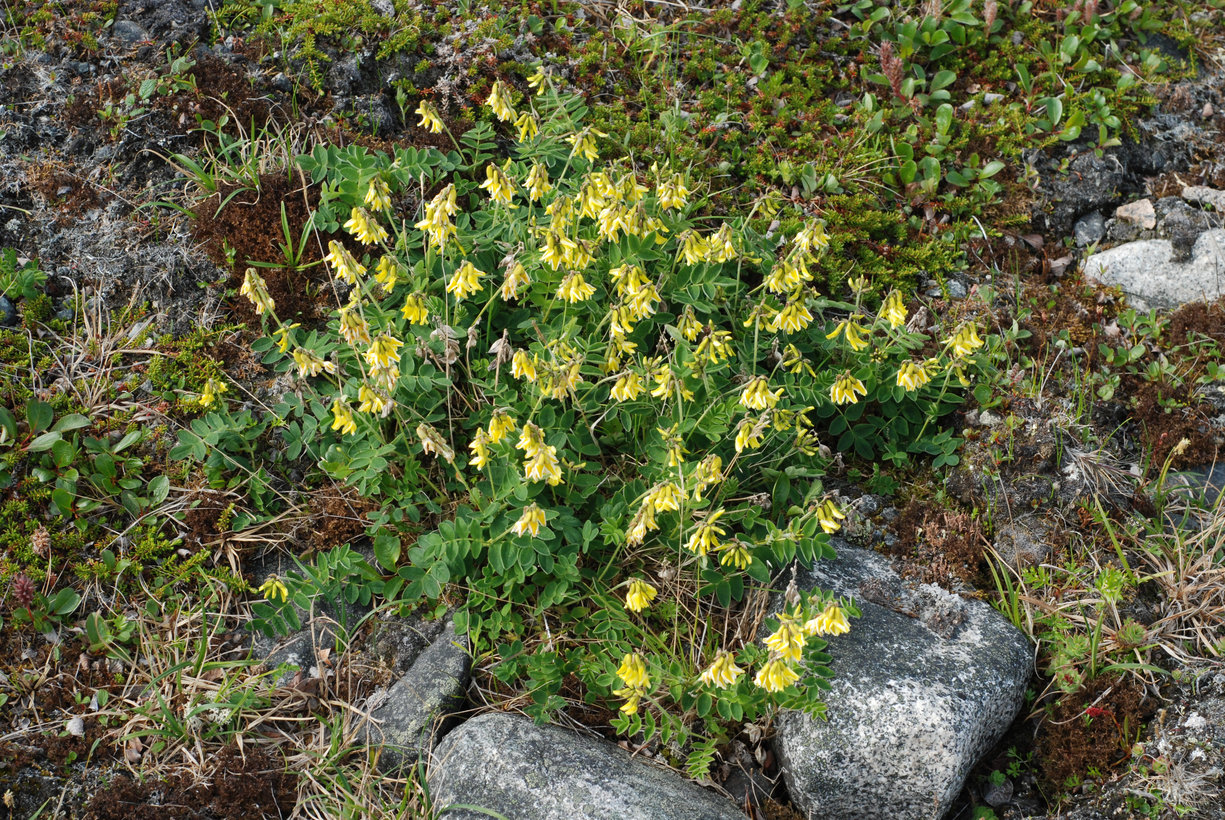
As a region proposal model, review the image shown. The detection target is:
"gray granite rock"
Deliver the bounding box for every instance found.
[361,619,470,772]
[428,712,744,820]
[776,544,1032,820]
[1083,229,1225,310]
[1182,185,1225,213]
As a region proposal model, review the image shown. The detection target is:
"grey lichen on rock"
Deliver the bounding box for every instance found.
[774,542,1032,820]
[360,619,471,772]
[427,712,745,820]
[1083,229,1225,311]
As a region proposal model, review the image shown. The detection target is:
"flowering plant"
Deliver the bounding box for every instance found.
[243,74,992,762]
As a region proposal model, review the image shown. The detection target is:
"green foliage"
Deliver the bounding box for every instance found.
[0,249,47,301]
[249,544,384,643]
[233,76,999,746]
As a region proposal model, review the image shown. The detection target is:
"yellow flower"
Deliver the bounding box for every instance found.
[511,503,547,537]
[524,444,563,485]
[540,230,574,270]
[896,360,932,392]
[734,417,764,453]
[469,429,491,469]
[624,578,658,613]
[358,384,393,417]
[258,576,289,603]
[604,368,639,402]
[694,330,734,366]
[770,300,815,334]
[817,499,846,534]
[699,652,745,689]
[782,344,814,377]
[414,185,458,249]
[338,302,371,346]
[272,323,299,354]
[365,334,404,370]
[323,241,366,284]
[292,348,335,378]
[617,653,650,690]
[754,658,799,693]
[804,604,851,637]
[525,163,552,201]
[416,100,444,133]
[526,66,547,92]
[825,317,869,352]
[488,411,517,443]
[239,267,275,315]
[764,616,807,663]
[649,364,694,403]
[794,221,829,254]
[719,542,752,570]
[500,262,531,301]
[658,424,687,467]
[678,230,708,266]
[882,290,908,328]
[330,399,357,436]
[692,455,724,502]
[740,377,783,411]
[686,509,726,556]
[446,260,485,300]
[516,422,545,456]
[950,322,985,357]
[650,481,682,512]
[513,111,539,142]
[498,351,530,384]
[566,128,603,162]
[344,207,389,246]
[486,80,516,122]
[557,272,596,303]
[656,170,690,210]
[614,686,644,715]
[401,293,429,324]
[478,162,518,207]
[678,308,703,342]
[364,177,392,213]
[830,372,867,405]
[199,378,227,408]
[707,224,737,263]
[374,255,400,292]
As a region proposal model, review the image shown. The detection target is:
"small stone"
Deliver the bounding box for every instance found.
[946,279,967,299]
[1182,185,1225,213]
[0,295,16,328]
[1073,211,1106,247]
[112,20,149,43]
[1114,198,1156,230]
[1204,102,1215,119]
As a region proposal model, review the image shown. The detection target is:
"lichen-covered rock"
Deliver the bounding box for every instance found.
[1083,229,1225,310]
[427,712,745,820]
[776,544,1032,820]
[361,619,471,772]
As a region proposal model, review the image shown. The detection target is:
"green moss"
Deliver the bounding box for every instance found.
[144,327,231,400]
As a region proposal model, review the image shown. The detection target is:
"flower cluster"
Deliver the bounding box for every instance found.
[237,70,992,742]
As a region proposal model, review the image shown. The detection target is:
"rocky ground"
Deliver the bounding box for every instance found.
[1,1,1225,819]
